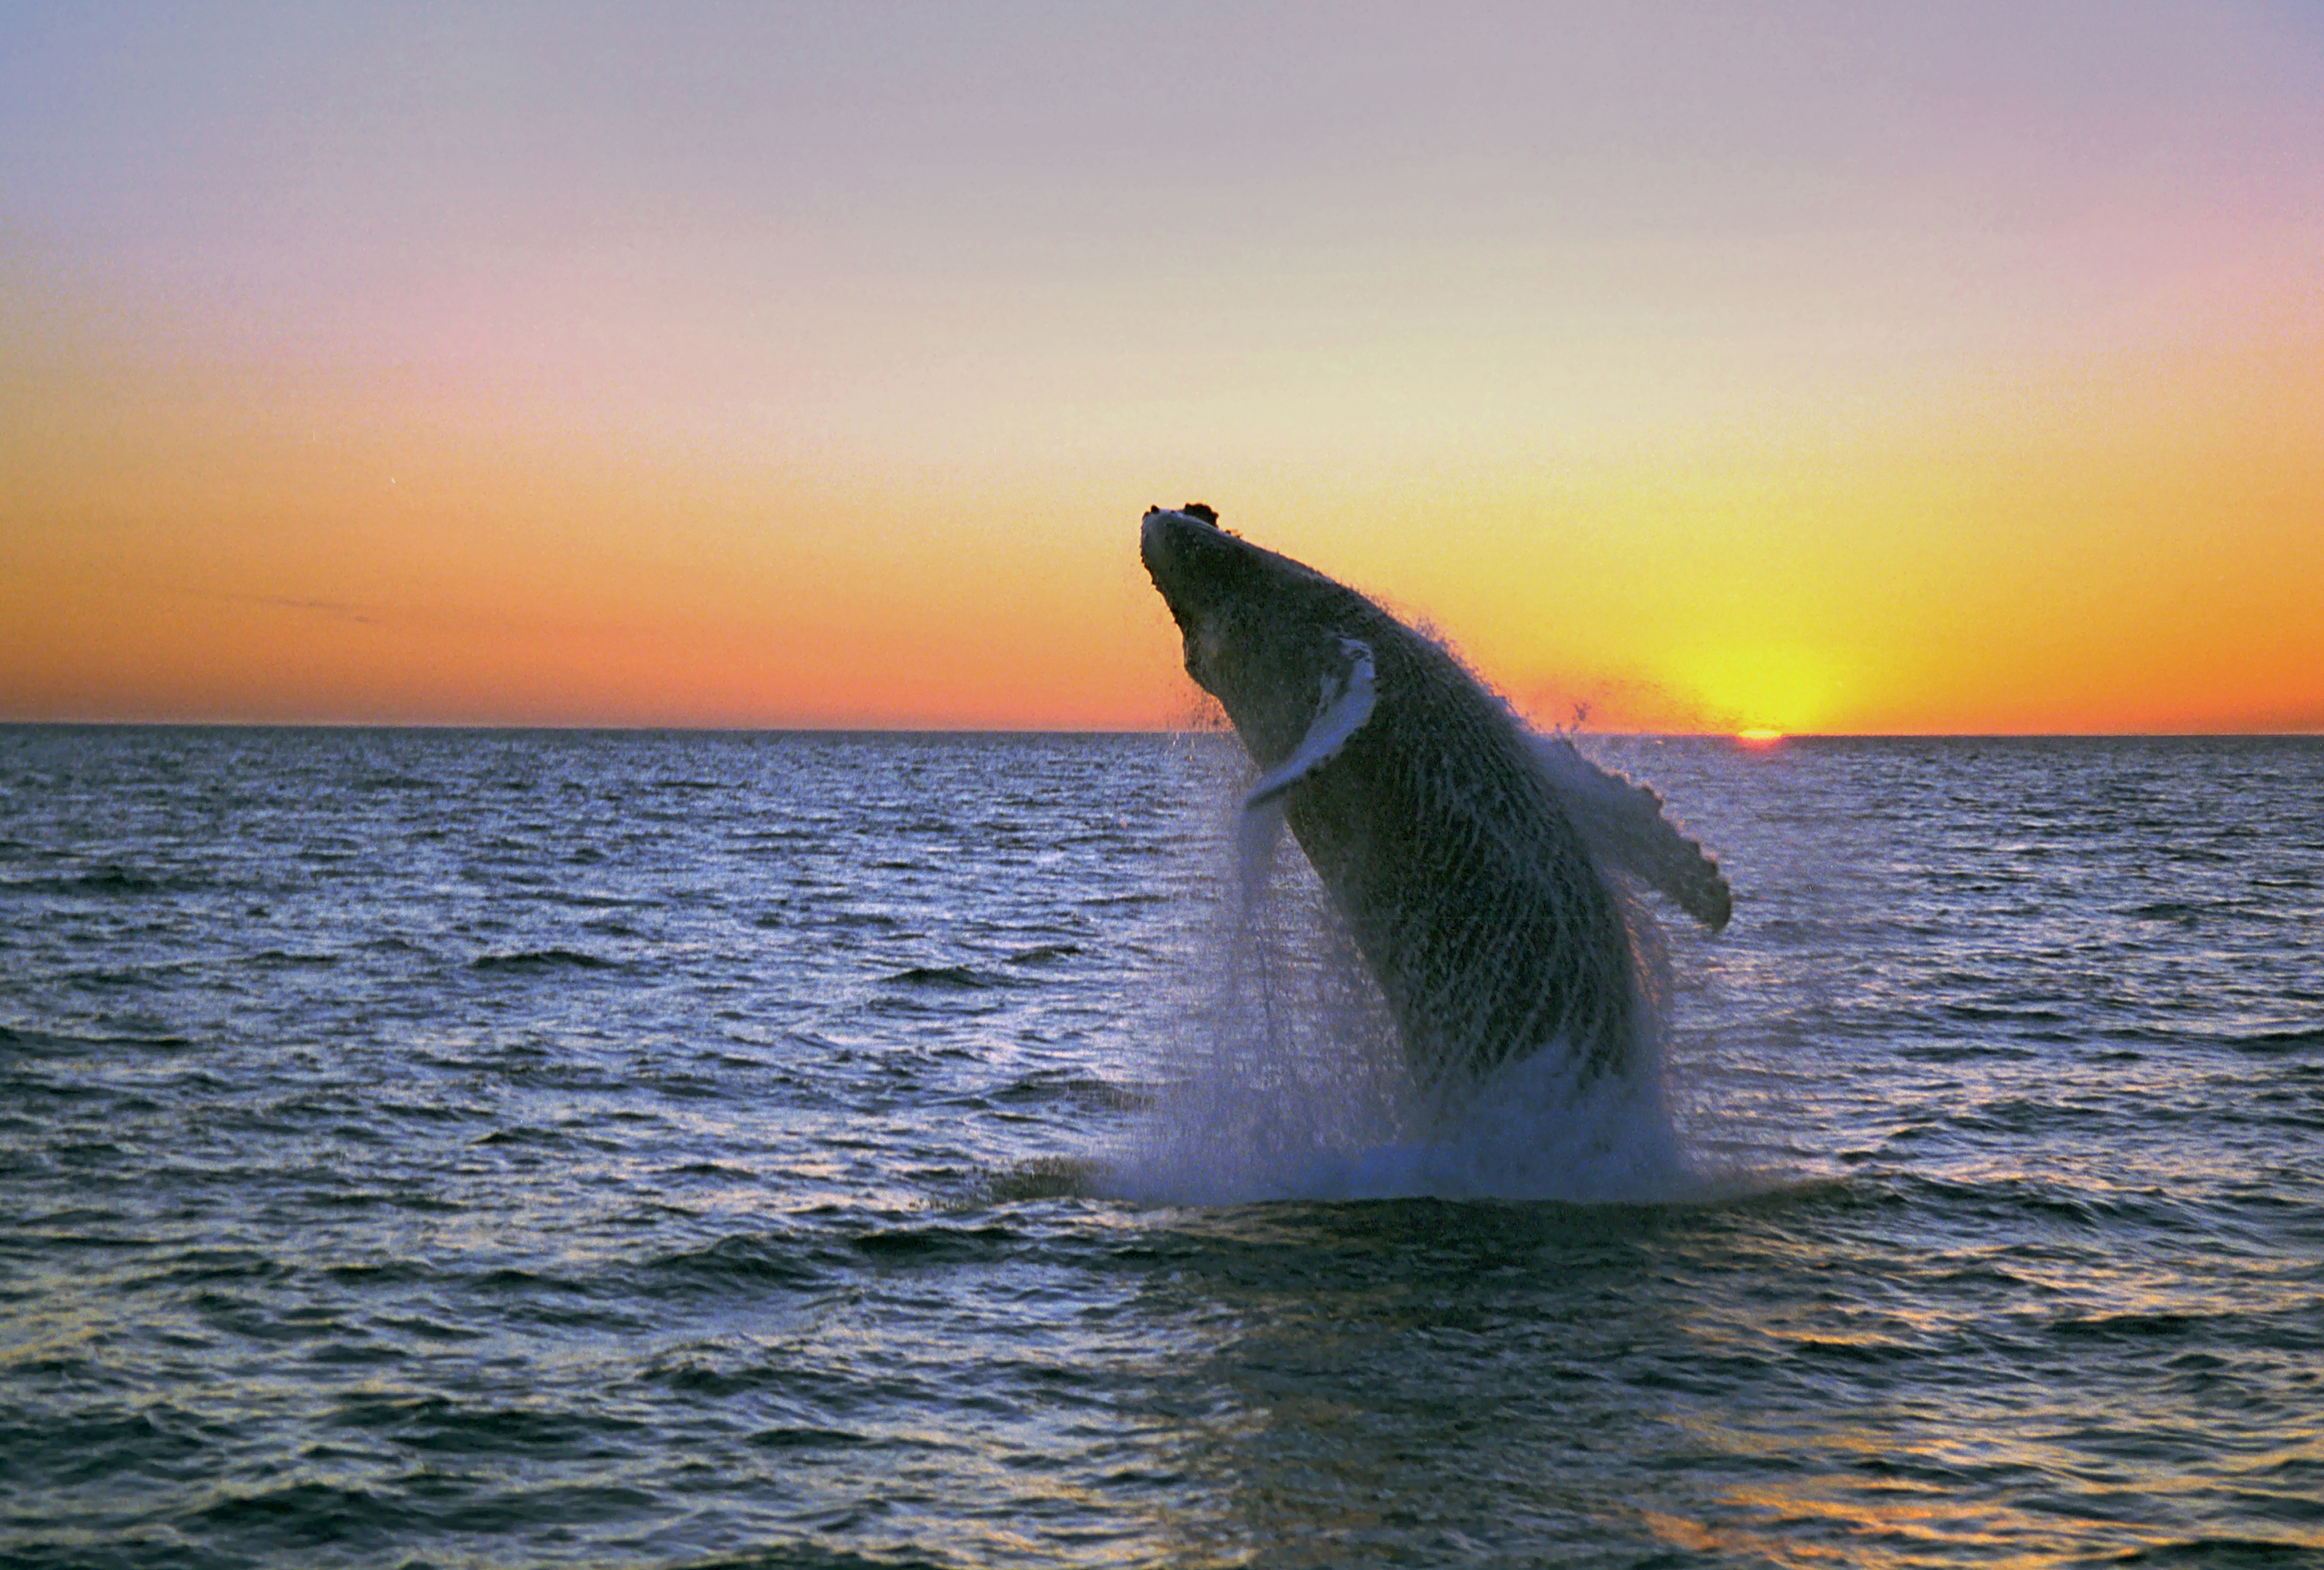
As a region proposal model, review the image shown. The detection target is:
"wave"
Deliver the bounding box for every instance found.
[880,964,1008,990]
[987,1069,1148,1111]
[470,950,619,974]
[2236,1026,2324,1055]
[644,1234,834,1295]
[4,867,199,897]
[1004,942,1083,966]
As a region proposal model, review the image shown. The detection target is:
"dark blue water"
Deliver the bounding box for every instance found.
[3,727,2320,1568]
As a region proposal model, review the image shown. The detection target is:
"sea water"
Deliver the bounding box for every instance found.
[2,727,2319,1568]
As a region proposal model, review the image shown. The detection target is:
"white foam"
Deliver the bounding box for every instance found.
[1102,752,1756,1209]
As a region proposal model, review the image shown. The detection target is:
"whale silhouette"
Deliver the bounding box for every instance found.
[1140,503,1730,1095]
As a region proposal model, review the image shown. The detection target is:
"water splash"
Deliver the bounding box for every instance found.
[1103,730,1753,1207]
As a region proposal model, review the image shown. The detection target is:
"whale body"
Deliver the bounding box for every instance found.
[1140,503,1730,1095]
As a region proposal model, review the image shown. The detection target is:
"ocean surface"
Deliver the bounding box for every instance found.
[2,725,2319,1569]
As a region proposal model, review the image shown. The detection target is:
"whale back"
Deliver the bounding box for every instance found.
[1278,611,1642,1090]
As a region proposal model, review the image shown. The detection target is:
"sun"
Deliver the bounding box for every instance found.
[1675,643,1847,739]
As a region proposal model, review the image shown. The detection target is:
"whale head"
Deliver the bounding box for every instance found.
[1140,505,1378,766]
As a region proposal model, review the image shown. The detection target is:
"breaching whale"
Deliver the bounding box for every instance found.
[1140,503,1731,1096]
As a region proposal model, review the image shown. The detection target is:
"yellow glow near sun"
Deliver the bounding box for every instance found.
[1676,644,1849,737]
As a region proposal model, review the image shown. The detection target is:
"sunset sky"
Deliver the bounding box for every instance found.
[5,2,2321,733]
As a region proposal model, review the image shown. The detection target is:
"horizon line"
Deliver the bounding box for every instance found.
[3,720,2319,742]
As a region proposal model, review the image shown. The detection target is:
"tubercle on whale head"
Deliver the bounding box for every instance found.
[1144,501,1220,527]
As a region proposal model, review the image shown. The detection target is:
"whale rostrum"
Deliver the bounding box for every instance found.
[1140,503,1730,1094]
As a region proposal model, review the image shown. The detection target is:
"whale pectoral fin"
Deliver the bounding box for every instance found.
[1245,637,1378,809]
[1535,737,1733,930]
[1623,821,1733,933]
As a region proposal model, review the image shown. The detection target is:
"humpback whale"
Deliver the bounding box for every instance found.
[1140,504,1730,1096]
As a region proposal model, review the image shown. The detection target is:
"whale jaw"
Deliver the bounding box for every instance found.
[1139,506,1244,682]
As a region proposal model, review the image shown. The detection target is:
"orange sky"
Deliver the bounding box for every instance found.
[5,4,2322,733]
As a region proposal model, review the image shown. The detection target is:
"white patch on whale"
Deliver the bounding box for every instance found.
[1245,636,1376,809]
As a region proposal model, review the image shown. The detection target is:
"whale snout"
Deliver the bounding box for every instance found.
[1142,504,1256,699]
[1139,504,1223,579]
[1140,505,1232,621]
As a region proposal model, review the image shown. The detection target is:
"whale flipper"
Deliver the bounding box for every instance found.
[1537,738,1732,932]
[1246,637,1377,809]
